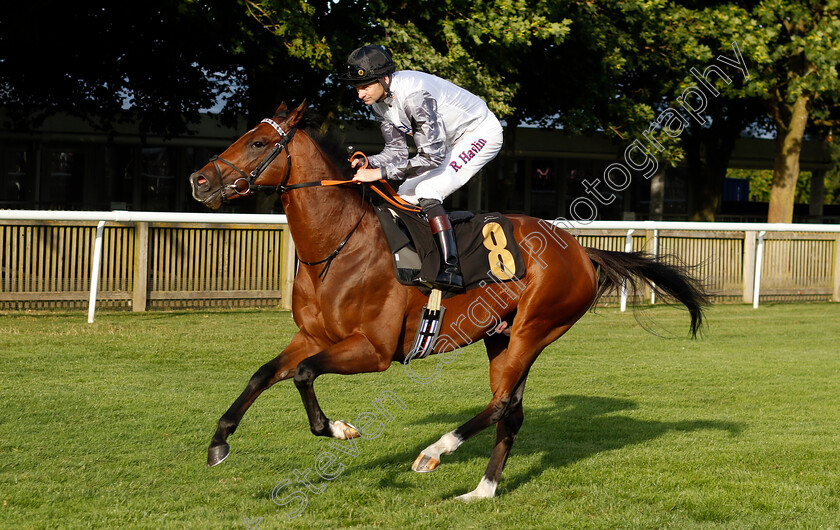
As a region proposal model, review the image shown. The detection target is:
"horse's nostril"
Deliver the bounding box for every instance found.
[196,176,208,186]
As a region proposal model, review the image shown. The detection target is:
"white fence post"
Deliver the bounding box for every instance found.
[132,222,149,312]
[753,230,767,309]
[620,229,635,312]
[88,220,106,323]
[834,234,840,302]
[281,226,296,310]
[650,229,659,305]
[742,231,757,303]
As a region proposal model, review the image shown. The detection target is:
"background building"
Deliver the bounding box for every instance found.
[1,111,836,222]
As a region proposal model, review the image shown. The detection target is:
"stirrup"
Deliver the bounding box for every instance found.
[406,289,446,362]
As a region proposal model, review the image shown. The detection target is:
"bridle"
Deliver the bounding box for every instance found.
[209,118,299,199]
[206,117,367,279]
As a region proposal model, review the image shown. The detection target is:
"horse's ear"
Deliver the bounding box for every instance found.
[286,99,307,128]
[273,102,288,118]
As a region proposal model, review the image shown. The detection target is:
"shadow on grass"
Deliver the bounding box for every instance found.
[352,394,742,497]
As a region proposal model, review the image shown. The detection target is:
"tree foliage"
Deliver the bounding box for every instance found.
[727,168,817,204]
[697,0,840,221]
[244,0,570,119]
[554,0,840,221]
[0,1,257,135]
[2,0,839,222]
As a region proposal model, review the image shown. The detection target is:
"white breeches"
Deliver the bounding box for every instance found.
[397,117,504,204]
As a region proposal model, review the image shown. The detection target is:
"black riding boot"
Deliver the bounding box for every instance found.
[420,199,464,292]
[433,224,465,291]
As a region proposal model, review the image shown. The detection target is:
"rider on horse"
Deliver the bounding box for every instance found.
[339,44,504,292]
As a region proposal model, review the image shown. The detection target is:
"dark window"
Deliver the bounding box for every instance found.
[43,150,85,208]
[0,150,32,206]
[141,147,174,211]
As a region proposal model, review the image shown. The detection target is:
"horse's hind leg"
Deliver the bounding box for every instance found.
[412,333,524,474]
[208,334,318,467]
[455,376,526,502]
[413,319,576,499]
[453,333,532,500]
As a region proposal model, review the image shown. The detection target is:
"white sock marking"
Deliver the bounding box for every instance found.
[455,477,498,502]
[423,431,462,460]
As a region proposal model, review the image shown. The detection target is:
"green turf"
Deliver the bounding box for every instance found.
[1,303,839,529]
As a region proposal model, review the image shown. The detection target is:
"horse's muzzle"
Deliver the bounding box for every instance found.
[190,171,222,209]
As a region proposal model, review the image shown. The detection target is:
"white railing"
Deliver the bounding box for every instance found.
[1,210,289,322]
[3,211,840,321]
[1,210,289,224]
[552,219,840,309]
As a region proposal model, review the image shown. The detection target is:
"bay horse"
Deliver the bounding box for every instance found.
[189,101,706,501]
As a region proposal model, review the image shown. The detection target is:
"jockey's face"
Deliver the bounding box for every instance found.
[356,77,388,105]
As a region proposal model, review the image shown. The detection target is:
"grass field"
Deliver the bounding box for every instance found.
[1,303,839,529]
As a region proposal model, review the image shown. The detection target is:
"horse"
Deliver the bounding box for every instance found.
[189,101,707,501]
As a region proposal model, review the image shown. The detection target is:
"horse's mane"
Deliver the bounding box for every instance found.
[308,127,355,180]
[275,105,354,179]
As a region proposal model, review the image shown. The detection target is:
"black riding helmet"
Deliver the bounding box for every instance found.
[338,45,396,87]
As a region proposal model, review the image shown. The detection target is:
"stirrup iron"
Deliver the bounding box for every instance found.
[405,289,445,363]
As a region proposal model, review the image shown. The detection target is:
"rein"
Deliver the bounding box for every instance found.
[281,180,420,278]
[210,118,419,212]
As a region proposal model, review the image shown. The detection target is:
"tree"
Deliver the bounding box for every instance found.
[521,0,761,221]
[245,0,571,119]
[6,0,837,223]
[716,0,840,222]
[651,2,768,221]
[554,0,839,222]
[0,1,280,136]
[244,0,572,214]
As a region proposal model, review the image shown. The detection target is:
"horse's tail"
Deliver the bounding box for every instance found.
[585,248,708,338]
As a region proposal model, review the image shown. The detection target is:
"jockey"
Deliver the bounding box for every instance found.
[339,44,504,292]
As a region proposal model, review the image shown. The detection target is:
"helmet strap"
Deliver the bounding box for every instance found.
[377,75,392,102]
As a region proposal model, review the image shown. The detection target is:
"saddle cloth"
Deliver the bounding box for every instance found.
[373,205,526,296]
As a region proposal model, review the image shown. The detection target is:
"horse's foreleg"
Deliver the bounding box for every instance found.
[208,334,317,467]
[293,333,389,439]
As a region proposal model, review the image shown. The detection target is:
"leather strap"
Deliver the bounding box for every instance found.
[428,214,452,234]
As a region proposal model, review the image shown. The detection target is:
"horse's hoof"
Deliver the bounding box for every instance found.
[332,420,360,439]
[454,491,485,502]
[411,452,440,473]
[207,443,230,467]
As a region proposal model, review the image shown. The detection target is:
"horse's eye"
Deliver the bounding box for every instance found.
[252,141,266,149]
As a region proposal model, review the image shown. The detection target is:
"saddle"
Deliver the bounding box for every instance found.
[373,204,527,297]
[367,181,527,363]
